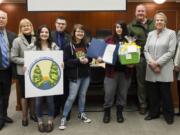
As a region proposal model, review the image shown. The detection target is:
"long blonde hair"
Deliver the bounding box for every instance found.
[18,18,34,36]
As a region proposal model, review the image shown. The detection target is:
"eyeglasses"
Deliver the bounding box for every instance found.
[56,22,66,25]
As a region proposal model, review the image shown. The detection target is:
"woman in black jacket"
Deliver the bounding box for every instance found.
[59,24,92,130]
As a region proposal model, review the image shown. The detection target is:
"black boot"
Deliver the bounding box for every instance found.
[103,108,111,123]
[117,105,124,123]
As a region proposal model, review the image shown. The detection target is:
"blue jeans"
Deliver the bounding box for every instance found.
[62,77,90,118]
[35,96,54,119]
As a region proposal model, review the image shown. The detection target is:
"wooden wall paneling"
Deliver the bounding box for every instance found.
[87,12,104,36]
[33,12,55,30]
[111,11,133,26]
[63,12,78,32]
[2,2,180,33]
[2,3,26,32]
[98,12,114,29]
[73,12,113,36]
[79,12,95,35]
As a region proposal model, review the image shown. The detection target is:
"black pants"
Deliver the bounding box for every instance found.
[0,68,12,120]
[146,81,174,119]
[54,74,69,115]
[17,75,25,98]
[177,80,180,112]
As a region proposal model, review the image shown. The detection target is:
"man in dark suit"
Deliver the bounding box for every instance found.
[0,10,16,130]
[51,16,70,51]
[51,16,70,118]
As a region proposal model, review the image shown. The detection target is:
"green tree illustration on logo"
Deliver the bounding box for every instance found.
[32,65,43,88]
[49,62,59,86]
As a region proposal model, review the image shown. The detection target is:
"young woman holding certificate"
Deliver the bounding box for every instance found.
[102,21,132,123]
[59,24,92,130]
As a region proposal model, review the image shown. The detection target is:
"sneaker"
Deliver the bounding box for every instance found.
[78,112,91,123]
[59,117,67,130]
[38,123,45,133]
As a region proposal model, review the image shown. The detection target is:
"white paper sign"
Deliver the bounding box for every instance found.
[127,46,137,53]
[102,44,116,64]
[24,51,63,98]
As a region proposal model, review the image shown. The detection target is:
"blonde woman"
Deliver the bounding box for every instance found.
[11,18,37,126]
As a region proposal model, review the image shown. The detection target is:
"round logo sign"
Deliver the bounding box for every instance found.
[29,58,61,90]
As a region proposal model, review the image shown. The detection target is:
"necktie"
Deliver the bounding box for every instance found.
[57,33,62,49]
[0,32,9,68]
[57,32,64,50]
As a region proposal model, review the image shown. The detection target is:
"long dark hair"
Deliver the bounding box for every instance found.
[113,20,128,43]
[71,24,88,47]
[35,25,53,50]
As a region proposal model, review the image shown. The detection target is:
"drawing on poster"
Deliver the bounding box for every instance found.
[29,58,61,90]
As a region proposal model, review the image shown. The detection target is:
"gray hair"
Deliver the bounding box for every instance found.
[154,12,167,24]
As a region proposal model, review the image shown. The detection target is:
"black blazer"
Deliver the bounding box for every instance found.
[64,42,92,80]
[51,31,70,51]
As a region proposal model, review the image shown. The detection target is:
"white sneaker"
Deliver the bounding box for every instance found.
[78,112,91,123]
[59,117,67,130]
